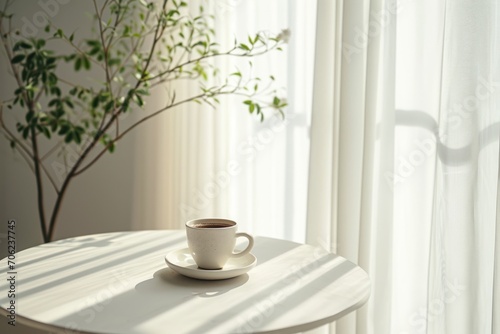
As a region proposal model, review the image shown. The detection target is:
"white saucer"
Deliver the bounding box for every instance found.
[165,248,257,280]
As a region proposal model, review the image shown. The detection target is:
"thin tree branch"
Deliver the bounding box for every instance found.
[30,119,48,242]
[93,0,114,101]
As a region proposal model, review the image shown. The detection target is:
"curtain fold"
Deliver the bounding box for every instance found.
[307,0,396,333]
[357,0,396,333]
[306,0,340,248]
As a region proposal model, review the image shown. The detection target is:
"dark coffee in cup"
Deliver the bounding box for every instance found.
[192,223,232,228]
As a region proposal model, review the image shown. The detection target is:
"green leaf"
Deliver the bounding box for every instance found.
[83,56,91,70]
[64,54,76,62]
[121,99,130,112]
[104,100,114,113]
[38,125,51,139]
[50,121,58,132]
[64,99,74,108]
[13,41,32,51]
[86,40,100,47]
[52,109,64,118]
[73,131,81,144]
[136,89,149,96]
[25,110,35,123]
[123,25,131,36]
[58,124,70,135]
[64,132,73,143]
[51,86,62,96]
[74,57,82,71]
[48,99,59,107]
[10,140,15,149]
[91,96,100,109]
[238,43,250,51]
[36,39,46,49]
[107,58,120,67]
[108,142,115,153]
[46,57,57,66]
[166,9,180,17]
[11,54,25,64]
[22,126,30,139]
[134,93,144,106]
[48,73,58,86]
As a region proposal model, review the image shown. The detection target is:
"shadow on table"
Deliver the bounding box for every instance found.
[0,232,126,276]
[0,232,185,304]
[224,260,361,334]
[136,268,249,298]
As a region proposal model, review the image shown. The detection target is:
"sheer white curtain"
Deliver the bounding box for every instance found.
[307,1,500,334]
[132,1,316,241]
[394,0,500,333]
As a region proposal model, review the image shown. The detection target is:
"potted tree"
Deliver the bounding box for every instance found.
[0,0,288,242]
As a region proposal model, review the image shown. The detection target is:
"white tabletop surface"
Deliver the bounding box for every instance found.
[0,231,370,334]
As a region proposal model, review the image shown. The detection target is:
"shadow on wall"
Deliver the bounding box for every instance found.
[395,109,499,166]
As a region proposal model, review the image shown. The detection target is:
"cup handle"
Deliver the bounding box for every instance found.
[232,232,254,257]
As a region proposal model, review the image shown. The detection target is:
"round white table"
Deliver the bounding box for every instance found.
[0,231,370,333]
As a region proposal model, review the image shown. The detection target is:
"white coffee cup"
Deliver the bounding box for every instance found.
[185,218,254,270]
